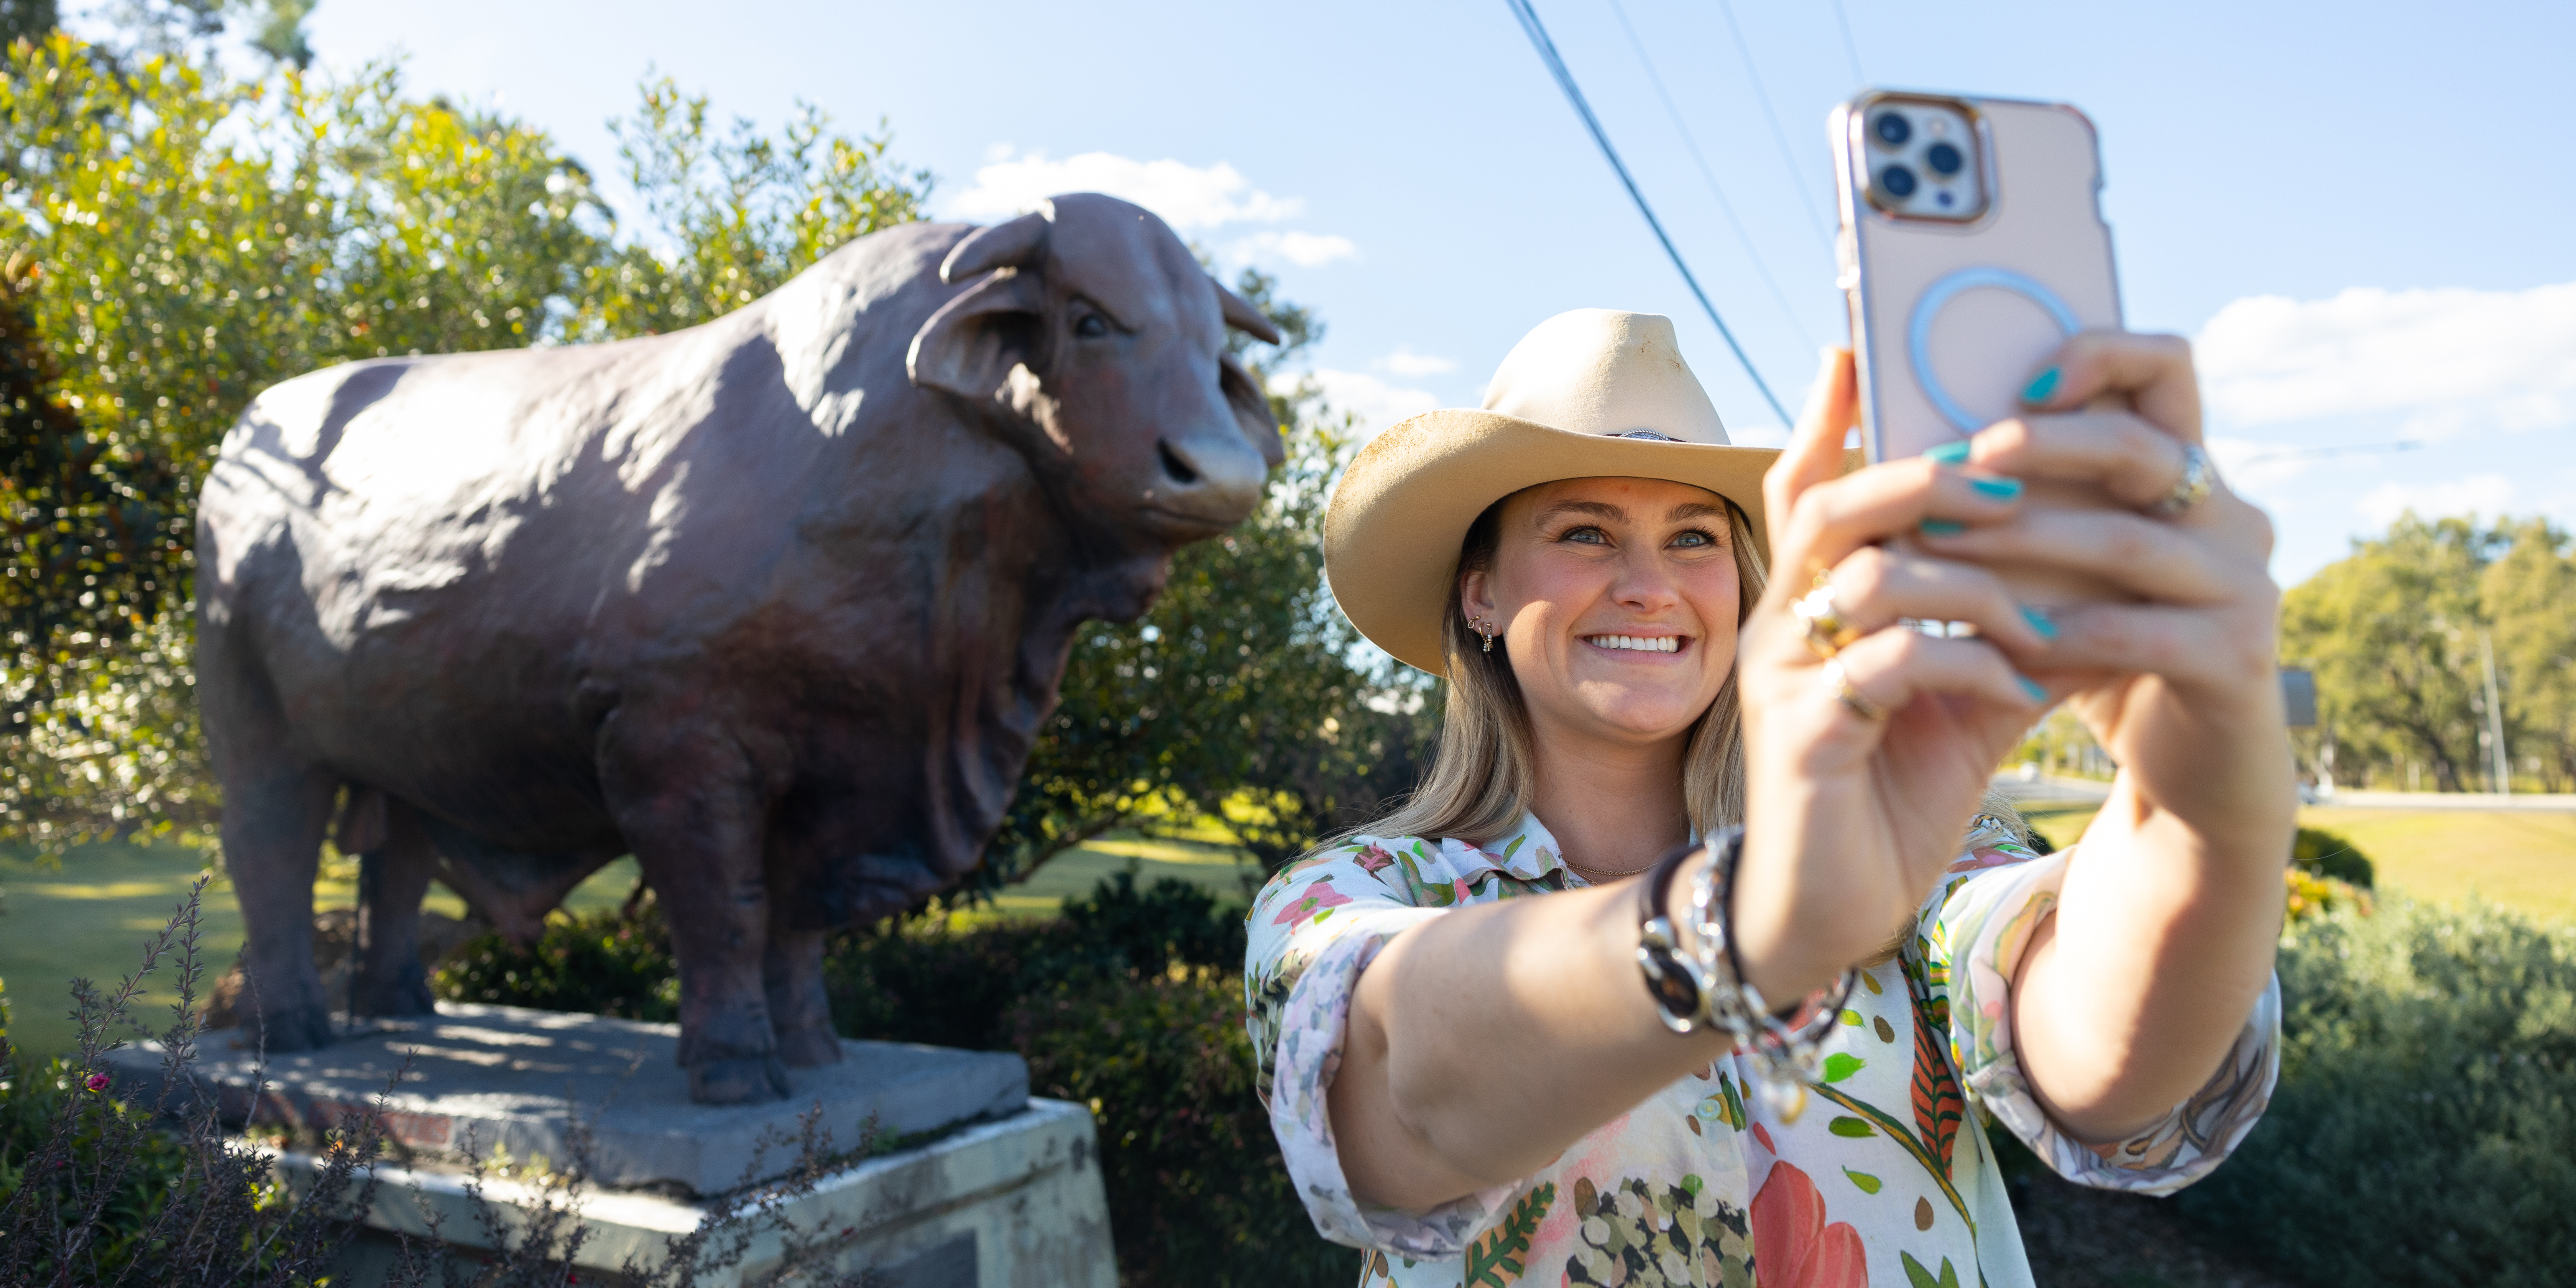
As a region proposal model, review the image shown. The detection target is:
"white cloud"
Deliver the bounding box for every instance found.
[2356,473,2516,527]
[1275,370,1442,437]
[1226,230,1359,267]
[1374,347,1456,378]
[950,149,1301,232]
[2195,280,2576,432]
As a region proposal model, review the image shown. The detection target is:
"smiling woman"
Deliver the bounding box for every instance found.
[1244,309,2296,1287]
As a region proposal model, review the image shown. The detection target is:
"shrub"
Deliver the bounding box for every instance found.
[2176,899,2576,1285]
[2292,825,2375,888]
[1012,969,1350,1288]
[437,889,681,1023]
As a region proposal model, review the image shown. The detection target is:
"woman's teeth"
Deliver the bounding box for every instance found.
[1587,635,1679,653]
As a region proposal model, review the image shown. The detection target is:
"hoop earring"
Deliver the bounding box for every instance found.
[1469,615,1496,653]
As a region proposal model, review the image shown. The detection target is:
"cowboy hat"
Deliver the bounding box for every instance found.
[1324,309,1782,676]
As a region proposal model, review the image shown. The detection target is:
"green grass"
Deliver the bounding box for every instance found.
[0,830,1266,1060]
[2019,805,2576,920]
[0,845,640,1060]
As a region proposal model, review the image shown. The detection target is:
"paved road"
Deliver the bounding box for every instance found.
[1988,773,2576,815]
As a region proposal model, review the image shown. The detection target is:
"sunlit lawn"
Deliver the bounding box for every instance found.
[1,828,1265,1060]
[2022,805,2576,921]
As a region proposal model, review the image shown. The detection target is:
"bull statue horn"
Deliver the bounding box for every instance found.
[940,205,1053,283]
[1214,277,1282,346]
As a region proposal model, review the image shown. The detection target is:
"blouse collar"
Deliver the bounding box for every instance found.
[1435,812,1570,884]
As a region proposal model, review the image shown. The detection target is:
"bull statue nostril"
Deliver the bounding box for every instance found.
[1157,440,1203,486]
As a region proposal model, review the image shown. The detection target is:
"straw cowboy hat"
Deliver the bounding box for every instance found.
[1325,309,1783,677]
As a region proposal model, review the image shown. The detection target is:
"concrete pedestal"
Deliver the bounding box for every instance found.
[108,1002,1028,1195]
[303,1097,1114,1288]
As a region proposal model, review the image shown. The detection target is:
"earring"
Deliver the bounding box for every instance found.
[1470,615,1496,653]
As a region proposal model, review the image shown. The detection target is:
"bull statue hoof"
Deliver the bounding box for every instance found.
[689,1054,793,1106]
[195,193,1283,1103]
[774,1022,846,1069]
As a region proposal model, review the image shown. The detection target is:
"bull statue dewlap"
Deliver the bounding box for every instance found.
[195,194,1283,1104]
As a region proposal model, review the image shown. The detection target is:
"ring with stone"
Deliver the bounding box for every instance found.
[2155,442,2216,517]
[1792,585,1864,661]
[1822,659,1890,722]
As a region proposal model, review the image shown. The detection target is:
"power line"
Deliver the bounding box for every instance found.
[1604,0,1816,349]
[1714,0,1835,252]
[1829,0,1867,86]
[1502,0,1792,424]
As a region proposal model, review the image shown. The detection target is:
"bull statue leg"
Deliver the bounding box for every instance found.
[763,927,843,1068]
[348,797,441,1017]
[601,710,790,1104]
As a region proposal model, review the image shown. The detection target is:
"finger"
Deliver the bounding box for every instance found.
[1824,545,2057,655]
[1961,411,2205,511]
[1827,628,2052,719]
[2021,330,2201,443]
[1916,506,2235,603]
[2031,601,2280,691]
[1766,348,1858,551]
[1776,457,2025,578]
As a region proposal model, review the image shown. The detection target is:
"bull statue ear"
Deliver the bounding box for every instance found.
[1213,276,1283,345]
[1219,352,1285,469]
[910,271,1044,402]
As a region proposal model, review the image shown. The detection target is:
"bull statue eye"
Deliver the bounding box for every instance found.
[1073,312,1110,339]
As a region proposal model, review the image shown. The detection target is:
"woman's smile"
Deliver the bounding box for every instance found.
[1580,632,1688,656]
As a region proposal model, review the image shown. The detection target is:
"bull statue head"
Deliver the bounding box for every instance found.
[906,193,1283,547]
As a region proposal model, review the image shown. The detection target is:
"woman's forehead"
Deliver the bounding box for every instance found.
[1506,475,1730,518]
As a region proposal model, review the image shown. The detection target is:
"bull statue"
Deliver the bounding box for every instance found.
[196,193,1282,1103]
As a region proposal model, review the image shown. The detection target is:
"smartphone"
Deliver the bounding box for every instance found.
[1830,90,2124,604]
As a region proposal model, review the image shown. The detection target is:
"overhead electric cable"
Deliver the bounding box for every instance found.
[1502,0,1792,423]
[1714,0,1836,252]
[1605,0,1816,348]
[1829,0,1867,85]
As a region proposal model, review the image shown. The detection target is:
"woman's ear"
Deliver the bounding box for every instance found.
[1460,569,1498,622]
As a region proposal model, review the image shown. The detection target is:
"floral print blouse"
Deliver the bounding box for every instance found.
[1244,812,2280,1288]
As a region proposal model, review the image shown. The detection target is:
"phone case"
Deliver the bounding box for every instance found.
[1832,92,2122,464]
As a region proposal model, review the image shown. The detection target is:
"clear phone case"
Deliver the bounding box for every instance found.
[1832,91,2126,605]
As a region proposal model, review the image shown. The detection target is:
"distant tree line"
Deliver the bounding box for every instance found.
[0,14,1429,875]
[2282,514,2576,793]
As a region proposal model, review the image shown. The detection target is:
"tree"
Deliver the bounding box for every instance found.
[2281,515,2494,791]
[2481,519,2576,791]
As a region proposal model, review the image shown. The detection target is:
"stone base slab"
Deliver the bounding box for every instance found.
[299,1097,1114,1288]
[104,1002,1028,1196]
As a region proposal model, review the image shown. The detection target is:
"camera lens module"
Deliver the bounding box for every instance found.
[1925,142,1964,176]
[1871,112,1911,147]
[1878,165,1918,199]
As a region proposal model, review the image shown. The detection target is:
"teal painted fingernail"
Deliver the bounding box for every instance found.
[1920,519,1966,536]
[2020,606,2058,640]
[1969,476,2024,501]
[1925,440,1973,465]
[2018,675,2050,703]
[2022,367,2061,404]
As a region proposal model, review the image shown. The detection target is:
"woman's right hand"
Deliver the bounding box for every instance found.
[1725,348,2064,1002]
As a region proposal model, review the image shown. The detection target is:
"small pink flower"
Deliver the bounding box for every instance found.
[84,1073,108,1092]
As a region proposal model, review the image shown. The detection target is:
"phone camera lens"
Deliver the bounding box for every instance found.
[1925,142,1964,176]
[1878,165,1918,199]
[1871,112,1912,147]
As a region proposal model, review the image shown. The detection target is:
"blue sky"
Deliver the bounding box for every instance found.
[156,0,2576,584]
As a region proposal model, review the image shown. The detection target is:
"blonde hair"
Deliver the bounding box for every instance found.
[1359,491,1770,848]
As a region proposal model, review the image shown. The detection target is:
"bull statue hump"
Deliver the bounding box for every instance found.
[195,193,1285,1104]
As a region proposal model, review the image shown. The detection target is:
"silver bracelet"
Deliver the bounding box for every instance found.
[1683,826,1856,1122]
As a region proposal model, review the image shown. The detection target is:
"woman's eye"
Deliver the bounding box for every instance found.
[1670,529,1714,549]
[1562,526,1609,545]
[1073,313,1110,339]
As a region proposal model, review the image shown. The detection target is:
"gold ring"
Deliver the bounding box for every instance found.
[2154,442,2216,516]
[1792,585,1864,660]
[1823,659,1890,721]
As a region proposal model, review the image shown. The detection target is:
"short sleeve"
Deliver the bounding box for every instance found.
[1928,843,2282,1195]
[1242,840,1527,1257]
